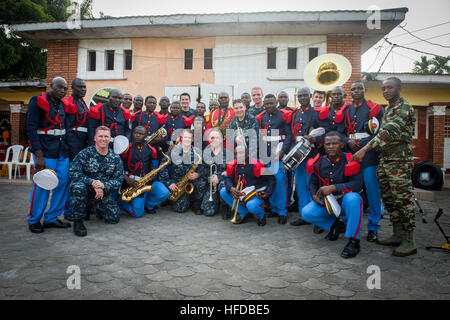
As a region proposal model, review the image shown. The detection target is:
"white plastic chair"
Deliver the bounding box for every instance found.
[0,145,24,180]
[14,147,34,181]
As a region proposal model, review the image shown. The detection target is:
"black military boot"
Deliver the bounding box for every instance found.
[73,220,87,237]
[43,219,71,229]
[278,215,287,224]
[257,216,266,226]
[313,225,324,234]
[341,238,360,258]
[367,230,378,242]
[290,218,311,226]
[325,220,346,241]
[192,200,202,215]
[28,222,44,234]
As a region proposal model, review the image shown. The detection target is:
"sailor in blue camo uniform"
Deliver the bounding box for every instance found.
[68,126,124,236]
[159,129,208,213]
[201,128,229,217]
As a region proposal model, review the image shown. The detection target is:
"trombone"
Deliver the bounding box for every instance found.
[208,164,218,202]
[230,175,244,223]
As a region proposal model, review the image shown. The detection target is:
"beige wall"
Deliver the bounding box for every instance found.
[85,37,215,106]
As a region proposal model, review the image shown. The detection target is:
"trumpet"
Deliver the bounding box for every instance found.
[208,164,218,202]
[230,175,244,223]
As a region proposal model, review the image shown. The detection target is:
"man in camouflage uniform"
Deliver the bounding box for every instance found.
[159,129,208,213]
[352,77,416,257]
[68,126,124,236]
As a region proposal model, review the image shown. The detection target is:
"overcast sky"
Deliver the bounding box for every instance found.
[90,0,450,73]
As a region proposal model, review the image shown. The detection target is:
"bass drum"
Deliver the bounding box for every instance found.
[412,161,443,191]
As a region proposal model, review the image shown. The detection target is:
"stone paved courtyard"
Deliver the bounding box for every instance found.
[0,184,449,300]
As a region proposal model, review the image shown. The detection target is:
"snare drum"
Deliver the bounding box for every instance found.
[33,168,59,190]
[113,135,130,155]
[281,137,312,171]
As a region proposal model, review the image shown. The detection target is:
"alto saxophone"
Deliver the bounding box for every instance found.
[168,148,202,202]
[121,148,171,202]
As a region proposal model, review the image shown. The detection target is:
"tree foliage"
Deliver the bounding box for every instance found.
[0,0,95,80]
[413,55,450,74]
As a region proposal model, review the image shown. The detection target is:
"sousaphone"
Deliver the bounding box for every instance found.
[303,53,352,105]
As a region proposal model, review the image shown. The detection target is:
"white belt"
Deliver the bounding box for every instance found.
[128,175,142,181]
[71,127,88,133]
[263,135,285,142]
[349,133,370,139]
[37,129,66,136]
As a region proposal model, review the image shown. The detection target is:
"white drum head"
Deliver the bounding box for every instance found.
[33,169,59,190]
[325,194,341,217]
[113,135,129,154]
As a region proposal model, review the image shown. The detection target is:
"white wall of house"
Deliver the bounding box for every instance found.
[213,35,327,98]
[77,39,131,80]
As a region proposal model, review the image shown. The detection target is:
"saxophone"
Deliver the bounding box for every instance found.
[168,148,202,202]
[121,148,171,202]
[212,108,231,139]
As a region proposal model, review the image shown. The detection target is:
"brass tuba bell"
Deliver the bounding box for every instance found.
[304,53,352,93]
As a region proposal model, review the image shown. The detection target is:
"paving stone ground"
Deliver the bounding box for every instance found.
[0,184,449,300]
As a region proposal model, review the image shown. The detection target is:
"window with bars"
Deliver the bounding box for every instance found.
[267,47,277,69]
[204,48,213,70]
[88,50,96,71]
[308,47,319,62]
[288,48,297,69]
[184,49,193,70]
[105,50,115,70]
[124,50,132,70]
[445,115,450,138]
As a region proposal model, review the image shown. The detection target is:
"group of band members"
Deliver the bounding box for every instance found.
[25,77,417,259]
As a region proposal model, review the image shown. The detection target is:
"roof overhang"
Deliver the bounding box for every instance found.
[11,8,407,54]
[363,72,450,89]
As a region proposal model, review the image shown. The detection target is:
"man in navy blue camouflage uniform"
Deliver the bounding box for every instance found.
[68,126,124,236]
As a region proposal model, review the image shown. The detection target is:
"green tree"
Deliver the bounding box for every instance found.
[0,0,95,80]
[429,56,450,74]
[412,56,432,74]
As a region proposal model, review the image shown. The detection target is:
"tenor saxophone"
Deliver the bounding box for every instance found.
[168,149,202,202]
[121,148,171,202]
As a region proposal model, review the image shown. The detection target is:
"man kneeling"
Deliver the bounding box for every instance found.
[301,131,364,258]
[68,126,124,236]
[220,145,275,226]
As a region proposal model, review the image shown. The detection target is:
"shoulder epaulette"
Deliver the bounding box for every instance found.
[344,152,360,176]
[226,159,237,176]
[120,106,132,121]
[89,103,102,119]
[36,93,50,113]
[306,153,320,174]
[61,96,78,114]
[366,100,382,118]
[280,109,292,124]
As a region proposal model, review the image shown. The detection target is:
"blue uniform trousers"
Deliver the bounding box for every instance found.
[301,192,363,239]
[363,165,382,232]
[220,187,265,220]
[27,153,69,225]
[295,160,312,214]
[119,181,170,218]
[267,161,288,216]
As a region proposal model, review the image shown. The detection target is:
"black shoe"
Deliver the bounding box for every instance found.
[192,200,202,214]
[325,220,346,241]
[278,215,287,224]
[266,211,278,218]
[367,230,378,242]
[29,222,44,234]
[43,219,71,229]
[64,215,74,222]
[313,225,324,234]
[290,218,311,226]
[145,208,156,214]
[341,238,360,258]
[73,220,87,237]
[257,216,266,226]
